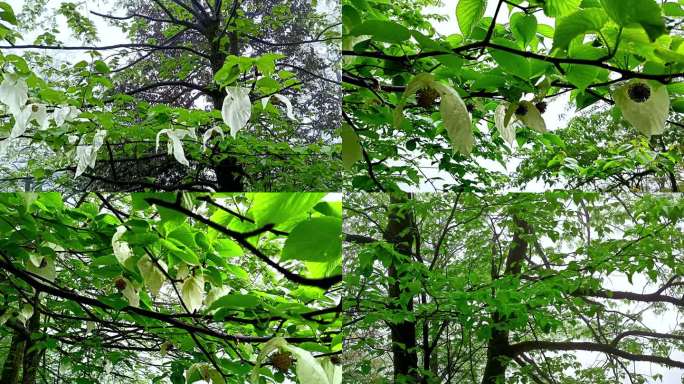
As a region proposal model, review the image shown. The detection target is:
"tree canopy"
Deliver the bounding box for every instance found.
[0,192,343,383]
[342,0,684,193]
[343,191,684,383]
[0,0,341,192]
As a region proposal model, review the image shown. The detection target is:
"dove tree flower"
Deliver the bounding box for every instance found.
[613,80,670,137]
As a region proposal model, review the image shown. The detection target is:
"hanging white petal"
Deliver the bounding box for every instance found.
[321,358,343,384]
[394,73,473,155]
[285,345,331,384]
[205,285,231,308]
[340,125,362,170]
[120,277,140,308]
[613,80,670,137]
[30,104,50,130]
[261,96,271,109]
[432,82,473,155]
[221,86,252,136]
[111,225,133,265]
[516,101,546,133]
[10,106,32,139]
[16,304,33,325]
[53,107,69,127]
[155,129,192,167]
[272,93,297,121]
[0,75,28,115]
[181,273,204,313]
[249,337,340,384]
[137,255,167,296]
[53,105,81,127]
[393,73,436,128]
[29,254,43,268]
[176,263,190,280]
[201,126,225,151]
[26,256,56,282]
[494,103,516,146]
[74,130,107,177]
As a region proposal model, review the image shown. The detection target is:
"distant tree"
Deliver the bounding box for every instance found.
[0,0,341,191]
[344,191,684,383]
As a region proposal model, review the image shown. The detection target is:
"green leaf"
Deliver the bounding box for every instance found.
[313,201,342,218]
[510,13,537,48]
[161,238,200,265]
[168,224,197,249]
[456,0,487,37]
[553,8,609,50]
[249,193,325,227]
[0,2,16,25]
[214,239,243,257]
[488,38,530,78]
[282,217,342,263]
[600,0,666,41]
[210,293,259,309]
[543,0,582,17]
[564,45,607,90]
[93,60,110,74]
[349,20,411,44]
[214,62,240,86]
[672,98,684,113]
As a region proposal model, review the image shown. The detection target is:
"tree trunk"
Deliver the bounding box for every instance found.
[384,193,420,383]
[481,217,530,384]
[1,330,25,383]
[208,15,245,191]
[21,295,41,384]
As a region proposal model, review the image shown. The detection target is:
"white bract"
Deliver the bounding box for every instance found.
[394,73,473,155]
[272,93,297,121]
[120,277,140,308]
[496,101,546,137]
[10,106,32,139]
[494,103,516,146]
[16,304,33,325]
[30,104,50,130]
[0,74,28,115]
[112,225,133,265]
[201,126,225,151]
[205,285,231,308]
[221,86,252,136]
[155,128,197,167]
[186,362,225,384]
[74,129,107,177]
[53,105,81,127]
[340,125,363,170]
[321,357,343,384]
[137,256,167,296]
[613,80,670,137]
[26,255,56,282]
[516,101,547,133]
[250,337,342,384]
[181,273,204,313]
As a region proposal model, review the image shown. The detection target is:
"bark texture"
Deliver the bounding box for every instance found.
[481,217,530,384]
[384,192,420,383]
